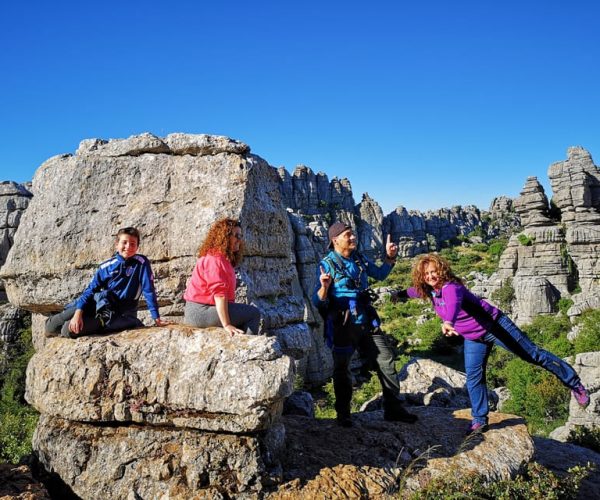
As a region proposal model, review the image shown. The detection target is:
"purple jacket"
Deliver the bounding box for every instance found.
[407,281,502,340]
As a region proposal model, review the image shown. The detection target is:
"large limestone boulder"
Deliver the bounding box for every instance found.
[0,132,312,365]
[26,326,294,433]
[548,146,600,224]
[34,414,279,499]
[533,436,600,499]
[397,358,498,409]
[269,408,534,498]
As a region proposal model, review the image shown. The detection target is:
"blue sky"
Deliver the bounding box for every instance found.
[1,1,599,213]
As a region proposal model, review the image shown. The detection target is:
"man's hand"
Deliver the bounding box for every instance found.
[385,234,398,260]
[319,265,332,290]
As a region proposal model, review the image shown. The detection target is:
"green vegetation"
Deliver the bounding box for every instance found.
[0,327,38,463]
[409,462,594,499]
[517,233,534,246]
[568,425,600,454]
[490,278,515,313]
[573,309,600,353]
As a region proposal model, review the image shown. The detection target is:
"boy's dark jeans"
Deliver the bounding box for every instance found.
[331,321,403,419]
[45,305,143,337]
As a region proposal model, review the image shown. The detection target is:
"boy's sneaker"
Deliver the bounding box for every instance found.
[572,383,590,407]
[466,421,488,436]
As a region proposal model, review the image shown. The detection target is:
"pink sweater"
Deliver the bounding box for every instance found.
[184,252,236,304]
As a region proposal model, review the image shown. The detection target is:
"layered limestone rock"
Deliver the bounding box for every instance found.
[487,148,600,323]
[355,193,384,260]
[0,133,313,366]
[548,146,600,224]
[26,327,294,433]
[512,177,553,227]
[0,133,308,498]
[0,181,32,277]
[487,196,521,238]
[34,414,280,499]
[0,181,32,371]
[269,408,534,498]
[362,358,498,412]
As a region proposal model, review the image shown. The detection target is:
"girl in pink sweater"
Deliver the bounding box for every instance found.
[183,218,260,335]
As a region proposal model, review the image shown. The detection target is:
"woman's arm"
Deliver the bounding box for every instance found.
[214,295,244,335]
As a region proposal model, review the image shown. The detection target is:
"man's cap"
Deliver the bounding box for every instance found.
[328,222,352,249]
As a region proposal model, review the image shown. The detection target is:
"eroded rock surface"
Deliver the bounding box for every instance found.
[268,408,534,498]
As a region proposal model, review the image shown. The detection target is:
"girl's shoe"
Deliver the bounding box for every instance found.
[466,421,488,435]
[572,384,590,407]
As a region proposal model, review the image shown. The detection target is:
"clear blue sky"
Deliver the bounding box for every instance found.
[1,1,599,213]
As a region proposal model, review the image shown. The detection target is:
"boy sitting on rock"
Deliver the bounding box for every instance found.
[45,227,165,338]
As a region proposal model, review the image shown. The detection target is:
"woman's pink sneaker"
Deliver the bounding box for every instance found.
[572,384,590,407]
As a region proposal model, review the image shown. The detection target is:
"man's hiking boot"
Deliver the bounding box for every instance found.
[572,383,590,407]
[384,407,418,424]
[336,415,353,428]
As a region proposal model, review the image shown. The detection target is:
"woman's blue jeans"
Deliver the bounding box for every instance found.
[464,314,581,425]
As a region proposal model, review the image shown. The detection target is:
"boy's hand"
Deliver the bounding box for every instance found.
[154,318,169,327]
[69,309,84,334]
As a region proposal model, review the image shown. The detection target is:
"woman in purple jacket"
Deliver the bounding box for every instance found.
[396,253,590,434]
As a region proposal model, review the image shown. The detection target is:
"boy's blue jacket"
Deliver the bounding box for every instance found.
[73,253,160,319]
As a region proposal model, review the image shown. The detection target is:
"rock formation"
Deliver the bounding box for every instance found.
[0,133,305,497]
[269,408,534,498]
[485,148,600,324]
[0,181,32,371]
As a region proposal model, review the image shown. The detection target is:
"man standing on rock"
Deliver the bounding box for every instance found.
[312,222,417,427]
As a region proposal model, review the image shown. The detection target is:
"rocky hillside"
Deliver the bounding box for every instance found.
[0,181,32,372]
[482,147,600,325]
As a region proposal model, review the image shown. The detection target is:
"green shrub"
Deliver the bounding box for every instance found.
[558,298,574,315]
[411,461,593,499]
[488,238,508,259]
[568,425,600,453]
[573,309,600,354]
[0,327,39,463]
[517,233,534,246]
[491,278,514,313]
[471,243,489,252]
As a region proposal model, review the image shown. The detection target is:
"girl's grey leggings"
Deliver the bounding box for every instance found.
[183,301,261,335]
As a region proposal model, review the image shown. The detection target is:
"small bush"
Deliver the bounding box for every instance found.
[411,461,593,499]
[491,278,515,313]
[488,238,508,259]
[517,233,534,246]
[558,298,574,315]
[471,243,489,252]
[568,425,600,453]
[573,309,600,354]
[0,327,39,463]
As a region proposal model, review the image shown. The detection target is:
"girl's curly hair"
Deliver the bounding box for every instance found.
[411,253,462,299]
[197,218,244,266]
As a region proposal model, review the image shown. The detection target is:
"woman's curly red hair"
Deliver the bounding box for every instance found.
[197,218,244,266]
[411,253,462,299]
